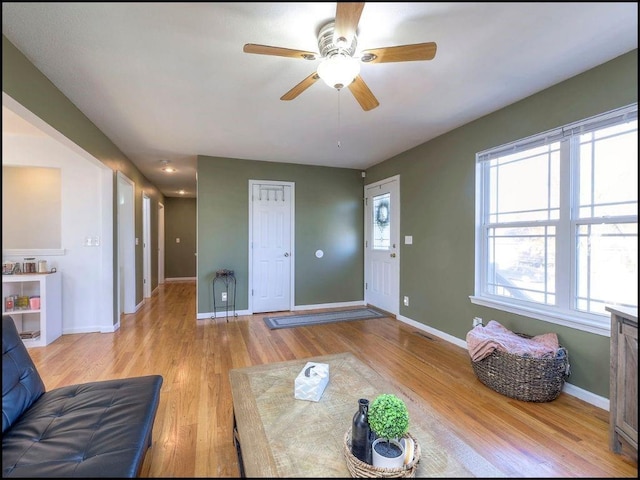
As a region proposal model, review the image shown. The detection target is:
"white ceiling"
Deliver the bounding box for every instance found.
[2,2,637,198]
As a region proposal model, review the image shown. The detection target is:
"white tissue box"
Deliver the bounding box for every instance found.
[294,362,329,402]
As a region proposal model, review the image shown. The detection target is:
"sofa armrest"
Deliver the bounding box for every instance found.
[2,315,46,433]
[2,375,163,477]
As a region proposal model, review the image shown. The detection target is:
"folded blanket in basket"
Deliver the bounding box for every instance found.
[466,320,559,362]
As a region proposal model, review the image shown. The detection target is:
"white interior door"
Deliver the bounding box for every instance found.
[142,193,151,298]
[250,181,294,313]
[158,202,165,285]
[117,172,136,315]
[365,175,400,314]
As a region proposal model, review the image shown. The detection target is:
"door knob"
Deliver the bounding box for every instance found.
[390,253,396,258]
[284,252,290,257]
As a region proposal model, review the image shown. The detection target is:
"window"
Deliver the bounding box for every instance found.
[372,193,391,250]
[472,105,637,336]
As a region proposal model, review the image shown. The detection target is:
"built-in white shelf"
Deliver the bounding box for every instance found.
[2,271,62,347]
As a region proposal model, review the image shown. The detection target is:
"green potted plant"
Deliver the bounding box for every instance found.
[367,393,410,468]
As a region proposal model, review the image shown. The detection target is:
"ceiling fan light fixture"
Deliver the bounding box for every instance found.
[161,160,177,173]
[317,54,360,90]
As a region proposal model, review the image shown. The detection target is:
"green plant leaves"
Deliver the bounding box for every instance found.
[367,393,409,440]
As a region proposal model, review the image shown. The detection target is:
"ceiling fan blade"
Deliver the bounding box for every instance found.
[348,75,379,111]
[243,43,318,60]
[360,42,437,64]
[281,72,320,101]
[334,2,365,45]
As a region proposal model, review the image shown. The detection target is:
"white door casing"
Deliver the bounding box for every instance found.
[117,171,136,315]
[142,193,151,298]
[249,180,294,313]
[158,202,165,285]
[365,175,400,315]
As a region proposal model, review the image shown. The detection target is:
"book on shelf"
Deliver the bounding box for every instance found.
[19,330,41,339]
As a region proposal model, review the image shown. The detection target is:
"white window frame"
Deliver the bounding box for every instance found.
[471,104,638,337]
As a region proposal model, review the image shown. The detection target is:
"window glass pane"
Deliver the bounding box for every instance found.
[576,222,638,314]
[578,120,638,218]
[488,145,560,223]
[486,226,555,304]
[372,193,390,250]
[476,105,637,331]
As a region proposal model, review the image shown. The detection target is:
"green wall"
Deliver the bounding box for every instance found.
[2,34,165,322]
[366,49,638,398]
[197,156,364,313]
[164,197,197,279]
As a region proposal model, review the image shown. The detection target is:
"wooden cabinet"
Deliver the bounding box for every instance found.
[2,272,62,347]
[607,305,638,460]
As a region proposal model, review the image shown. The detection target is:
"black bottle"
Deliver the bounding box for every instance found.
[351,398,372,464]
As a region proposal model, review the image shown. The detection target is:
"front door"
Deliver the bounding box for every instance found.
[365,176,400,314]
[250,181,294,313]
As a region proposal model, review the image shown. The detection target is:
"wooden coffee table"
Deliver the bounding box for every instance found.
[229,352,504,477]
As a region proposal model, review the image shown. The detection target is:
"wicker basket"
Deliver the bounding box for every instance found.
[471,339,570,402]
[343,429,421,478]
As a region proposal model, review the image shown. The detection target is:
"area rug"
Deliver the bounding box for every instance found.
[263,307,387,329]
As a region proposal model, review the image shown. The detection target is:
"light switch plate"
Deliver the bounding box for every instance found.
[405,235,413,245]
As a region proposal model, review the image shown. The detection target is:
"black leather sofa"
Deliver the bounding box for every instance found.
[2,315,163,477]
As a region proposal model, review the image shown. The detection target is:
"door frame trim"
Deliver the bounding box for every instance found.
[158,202,165,285]
[364,174,401,315]
[248,179,295,313]
[117,171,136,315]
[142,192,151,299]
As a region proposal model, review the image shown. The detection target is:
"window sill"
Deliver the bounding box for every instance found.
[469,295,610,337]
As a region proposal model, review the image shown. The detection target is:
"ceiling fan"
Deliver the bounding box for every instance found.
[243,2,437,111]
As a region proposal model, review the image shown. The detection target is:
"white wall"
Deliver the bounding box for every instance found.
[2,109,114,334]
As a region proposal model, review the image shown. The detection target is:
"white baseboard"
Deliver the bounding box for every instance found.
[62,326,104,334]
[197,309,251,320]
[63,321,120,335]
[396,313,609,411]
[292,300,366,311]
[562,383,609,410]
[165,277,197,282]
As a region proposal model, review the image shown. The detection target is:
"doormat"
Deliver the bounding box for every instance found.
[263,308,387,330]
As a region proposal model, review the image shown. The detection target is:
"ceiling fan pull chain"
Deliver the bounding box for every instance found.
[337,89,342,148]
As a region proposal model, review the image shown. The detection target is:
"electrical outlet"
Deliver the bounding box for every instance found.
[403,296,409,306]
[221,291,228,302]
[473,317,483,327]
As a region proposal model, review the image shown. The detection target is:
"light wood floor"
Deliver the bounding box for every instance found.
[26,281,637,477]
